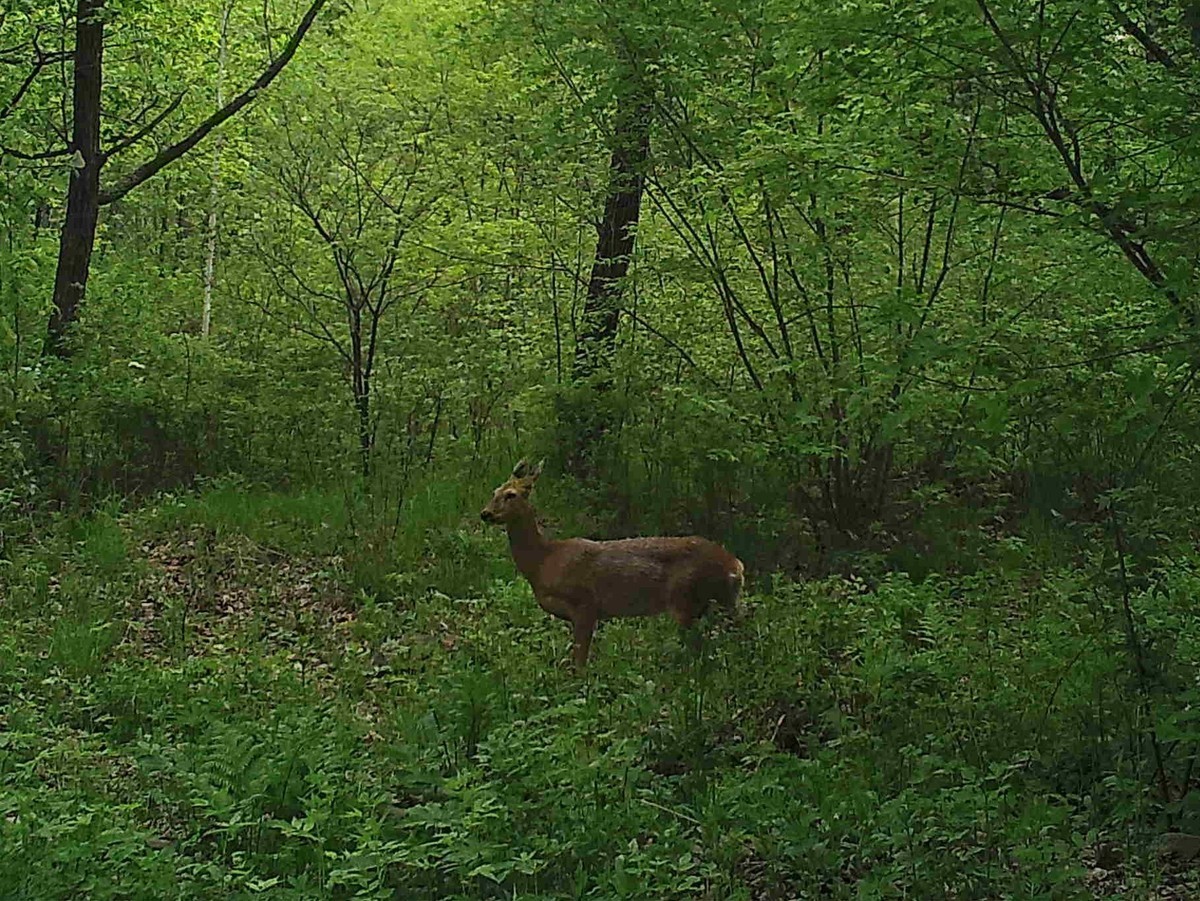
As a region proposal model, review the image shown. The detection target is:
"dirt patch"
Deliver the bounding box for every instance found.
[1081,840,1200,899]
[124,530,354,663]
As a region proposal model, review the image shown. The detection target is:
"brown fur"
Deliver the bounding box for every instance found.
[481,459,745,671]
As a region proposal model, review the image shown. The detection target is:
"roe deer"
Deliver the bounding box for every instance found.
[480,459,745,671]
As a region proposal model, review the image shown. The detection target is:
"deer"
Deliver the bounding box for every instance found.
[480,459,745,672]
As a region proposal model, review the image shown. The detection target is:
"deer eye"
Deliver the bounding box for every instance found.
[505,490,518,499]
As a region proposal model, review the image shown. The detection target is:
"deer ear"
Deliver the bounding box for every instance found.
[511,459,529,478]
[530,459,545,480]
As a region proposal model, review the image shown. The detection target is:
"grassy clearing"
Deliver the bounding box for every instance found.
[1,488,1198,899]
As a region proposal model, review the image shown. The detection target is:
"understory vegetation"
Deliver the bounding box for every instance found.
[3,487,1200,899]
[4,0,1200,897]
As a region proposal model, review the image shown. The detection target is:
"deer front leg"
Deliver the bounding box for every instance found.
[571,613,597,673]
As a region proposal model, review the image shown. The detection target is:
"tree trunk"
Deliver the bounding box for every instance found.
[564,89,651,476]
[356,388,372,479]
[348,301,372,479]
[573,97,652,383]
[201,2,233,338]
[46,0,105,358]
[1185,2,1200,53]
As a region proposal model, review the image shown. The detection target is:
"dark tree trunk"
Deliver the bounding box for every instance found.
[348,302,372,479]
[573,98,652,384]
[356,388,371,479]
[1186,2,1200,53]
[564,91,651,477]
[46,0,105,358]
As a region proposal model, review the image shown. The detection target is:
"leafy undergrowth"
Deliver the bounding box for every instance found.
[2,496,1200,899]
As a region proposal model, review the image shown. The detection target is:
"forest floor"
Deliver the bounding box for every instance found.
[2,490,1199,899]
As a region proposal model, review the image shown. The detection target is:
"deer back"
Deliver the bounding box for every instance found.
[538,535,743,620]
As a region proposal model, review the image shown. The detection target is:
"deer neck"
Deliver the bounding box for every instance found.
[505,512,549,584]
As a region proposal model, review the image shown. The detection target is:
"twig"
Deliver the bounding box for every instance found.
[639,796,701,826]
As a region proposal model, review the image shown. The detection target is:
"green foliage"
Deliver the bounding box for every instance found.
[3,498,1199,897]
[6,0,1196,560]
[4,0,1200,898]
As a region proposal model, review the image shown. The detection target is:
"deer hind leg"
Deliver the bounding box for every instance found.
[667,593,704,656]
[571,613,597,673]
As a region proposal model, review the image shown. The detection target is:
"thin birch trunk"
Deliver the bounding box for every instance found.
[201,2,232,338]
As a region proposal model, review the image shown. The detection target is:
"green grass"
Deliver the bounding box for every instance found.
[146,483,352,555]
[1,489,1198,899]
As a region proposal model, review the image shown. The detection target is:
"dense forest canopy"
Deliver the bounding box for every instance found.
[3,0,1200,897]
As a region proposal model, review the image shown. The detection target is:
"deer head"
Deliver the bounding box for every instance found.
[480,458,544,525]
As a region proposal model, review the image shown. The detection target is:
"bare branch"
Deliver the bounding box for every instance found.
[0,31,70,121]
[99,0,327,204]
[0,145,71,161]
[1108,2,1176,69]
[977,0,1192,324]
[618,305,723,388]
[104,91,185,158]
